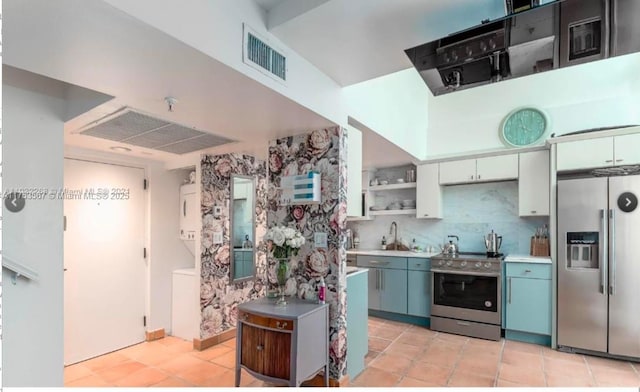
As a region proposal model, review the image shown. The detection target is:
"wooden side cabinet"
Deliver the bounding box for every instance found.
[236,297,329,387]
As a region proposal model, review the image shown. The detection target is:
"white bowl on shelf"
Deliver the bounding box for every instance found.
[401,199,416,207]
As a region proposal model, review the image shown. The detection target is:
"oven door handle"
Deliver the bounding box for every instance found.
[430,268,500,277]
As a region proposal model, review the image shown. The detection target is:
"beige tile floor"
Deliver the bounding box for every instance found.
[64,316,640,387]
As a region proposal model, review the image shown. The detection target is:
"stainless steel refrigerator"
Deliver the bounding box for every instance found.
[557,174,640,359]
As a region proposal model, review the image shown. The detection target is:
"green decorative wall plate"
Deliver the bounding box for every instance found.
[500,107,549,147]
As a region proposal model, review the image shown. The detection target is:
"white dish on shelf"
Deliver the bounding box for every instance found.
[396,178,405,183]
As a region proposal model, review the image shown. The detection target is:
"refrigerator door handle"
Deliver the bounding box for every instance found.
[600,209,608,295]
[609,208,616,296]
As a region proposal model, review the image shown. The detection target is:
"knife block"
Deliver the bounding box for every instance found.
[530,237,550,257]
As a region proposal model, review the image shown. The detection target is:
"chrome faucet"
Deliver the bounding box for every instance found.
[389,221,398,250]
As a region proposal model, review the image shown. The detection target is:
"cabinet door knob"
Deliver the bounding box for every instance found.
[256,344,264,351]
[470,175,474,180]
[477,174,481,180]
[276,321,288,330]
[424,214,429,217]
[416,264,421,266]
[524,269,532,273]
[605,160,613,163]
[531,210,537,214]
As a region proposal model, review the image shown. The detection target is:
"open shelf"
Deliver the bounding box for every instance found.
[369,209,416,216]
[368,182,417,191]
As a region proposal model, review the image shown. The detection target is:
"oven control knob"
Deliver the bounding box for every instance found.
[475,262,482,268]
[460,261,467,267]
[484,262,492,269]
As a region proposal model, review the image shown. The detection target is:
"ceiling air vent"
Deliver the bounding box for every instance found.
[243,23,287,83]
[78,108,235,155]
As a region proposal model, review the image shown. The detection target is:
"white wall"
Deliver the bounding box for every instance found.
[3,77,65,386]
[343,69,429,160]
[147,164,195,333]
[427,52,640,157]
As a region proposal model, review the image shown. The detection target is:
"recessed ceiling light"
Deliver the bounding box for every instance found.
[110,146,131,152]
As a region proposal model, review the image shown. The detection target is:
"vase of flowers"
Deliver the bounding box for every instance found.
[263,225,306,306]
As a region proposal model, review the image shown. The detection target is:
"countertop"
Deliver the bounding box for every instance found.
[346,266,369,277]
[347,249,441,258]
[504,254,552,264]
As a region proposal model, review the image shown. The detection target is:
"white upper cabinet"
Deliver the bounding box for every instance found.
[519,150,550,217]
[180,184,197,240]
[614,133,640,166]
[476,155,519,182]
[556,137,614,171]
[439,154,518,185]
[346,126,363,217]
[416,163,442,219]
[439,159,476,184]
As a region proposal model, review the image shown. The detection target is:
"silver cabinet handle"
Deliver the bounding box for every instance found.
[524,269,532,273]
[276,321,288,330]
[605,159,613,163]
[380,270,384,291]
[456,321,471,326]
[256,344,264,351]
[610,209,616,295]
[183,200,187,216]
[531,210,537,214]
[370,260,389,265]
[470,175,474,180]
[415,263,421,267]
[600,209,608,295]
[375,269,379,290]
[477,174,481,180]
[615,159,623,162]
[508,277,512,304]
[424,214,429,217]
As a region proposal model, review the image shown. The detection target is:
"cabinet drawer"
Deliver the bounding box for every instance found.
[505,263,551,279]
[238,311,294,331]
[357,255,407,269]
[407,258,430,271]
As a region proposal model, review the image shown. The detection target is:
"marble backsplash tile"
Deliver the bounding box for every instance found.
[349,181,548,255]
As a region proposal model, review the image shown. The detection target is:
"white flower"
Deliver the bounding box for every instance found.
[272,229,286,246]
[283,227,296,239]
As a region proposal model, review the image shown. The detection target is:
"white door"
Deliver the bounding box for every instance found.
[556,137,614,171]
[64,158,146,365]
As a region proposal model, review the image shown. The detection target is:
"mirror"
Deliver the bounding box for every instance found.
[230,175,255,282]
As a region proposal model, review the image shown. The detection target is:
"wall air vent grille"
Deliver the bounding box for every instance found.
[78,108,235,155]
[243,24,287,83]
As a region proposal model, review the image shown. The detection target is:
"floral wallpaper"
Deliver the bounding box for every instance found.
[200,153,267,339]
[267,127,349,379]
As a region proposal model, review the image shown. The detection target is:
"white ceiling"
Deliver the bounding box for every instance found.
[267,0,507,86]
[4,0,336,164]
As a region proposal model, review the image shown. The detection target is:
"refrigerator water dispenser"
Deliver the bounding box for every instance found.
[566,232,599,269]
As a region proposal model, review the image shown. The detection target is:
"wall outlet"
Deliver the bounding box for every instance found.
[314,232,328,248]
[213,231,223,244]
[213,206,222,217]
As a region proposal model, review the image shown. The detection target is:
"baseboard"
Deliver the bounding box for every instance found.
[145,328,165,341]
[193,328,236,351]
[368,310,430,327]
[505,330,551,346]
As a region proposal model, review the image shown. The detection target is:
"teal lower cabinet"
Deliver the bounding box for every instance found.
[407,258,431,318]
[346,269,368,380]
[357,255,430,325]
[504,262,552,346]
[379,268,407,313]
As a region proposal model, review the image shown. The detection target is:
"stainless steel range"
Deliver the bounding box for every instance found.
[430,252,504,341]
